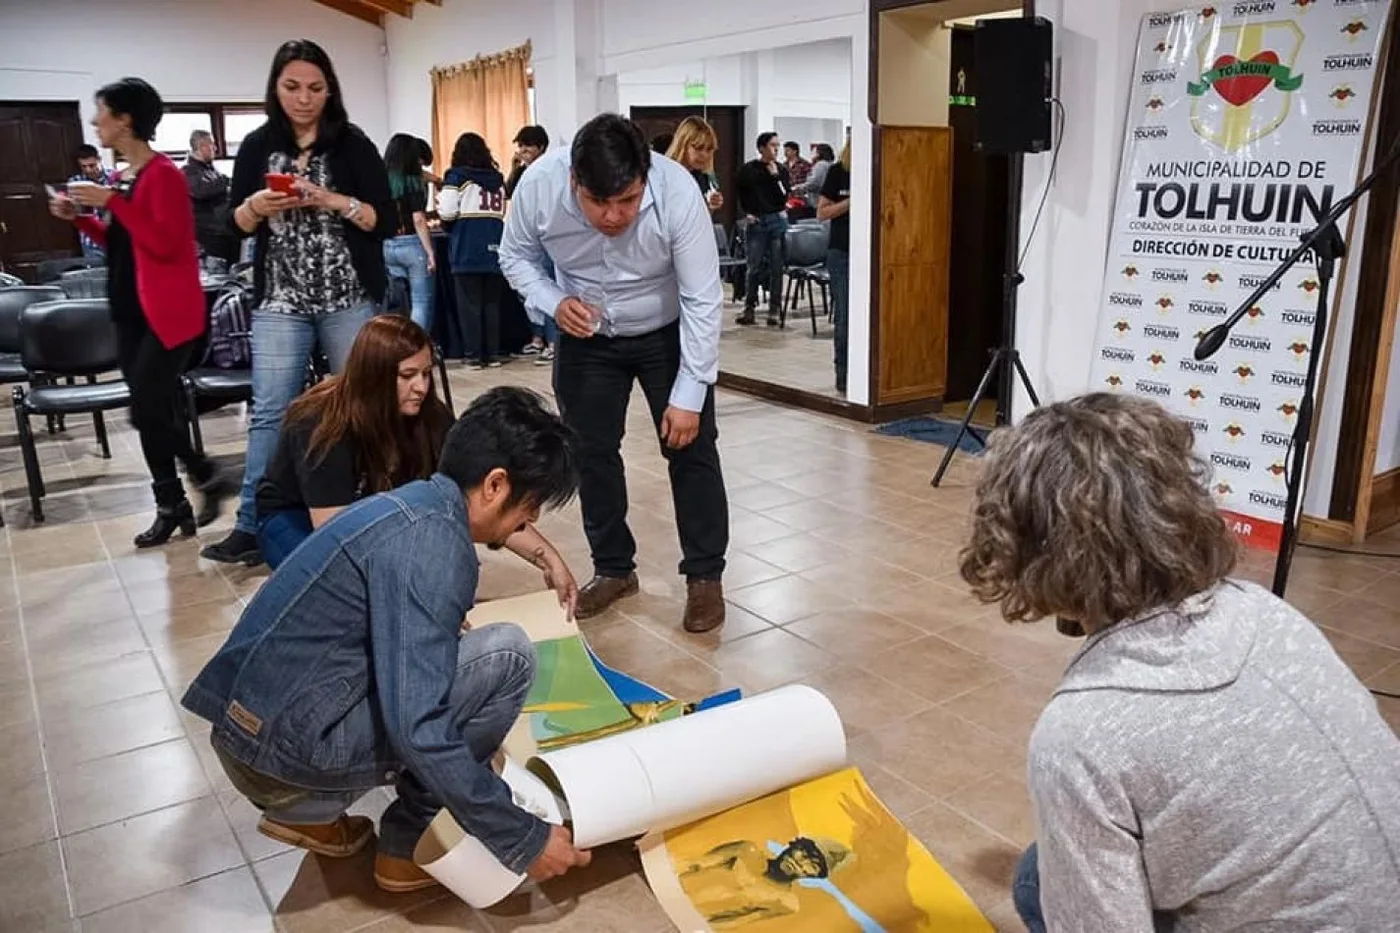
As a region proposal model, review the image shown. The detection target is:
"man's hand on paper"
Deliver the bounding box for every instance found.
[539,549,579,621]
[527,825,591,881]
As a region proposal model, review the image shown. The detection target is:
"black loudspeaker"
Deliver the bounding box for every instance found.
[974,16,1053,154]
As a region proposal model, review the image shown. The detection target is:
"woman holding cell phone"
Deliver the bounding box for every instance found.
[49,77,234,546]
[201,38,395,566]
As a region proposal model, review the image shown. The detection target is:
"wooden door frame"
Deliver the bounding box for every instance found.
[864,0,1035,423]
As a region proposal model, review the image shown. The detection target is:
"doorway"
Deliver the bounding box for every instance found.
[628,105,745,234]
[0,102,84,282]
[944,25,1012,416]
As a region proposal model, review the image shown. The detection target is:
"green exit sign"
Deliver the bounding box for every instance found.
[684,81,708,100]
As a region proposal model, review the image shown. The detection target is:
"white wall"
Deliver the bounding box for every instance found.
[616,39,850,146]
[0,0,389,147]
[1376,327,1400,476]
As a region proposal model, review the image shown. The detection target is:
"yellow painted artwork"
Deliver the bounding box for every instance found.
[642,768,992,933]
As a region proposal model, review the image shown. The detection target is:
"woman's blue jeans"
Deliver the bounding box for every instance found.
[383,235,434,331]
[257,509,314,571]
[1014,843,1046,933]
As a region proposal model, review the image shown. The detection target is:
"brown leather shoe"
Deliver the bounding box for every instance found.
[257,814,374,858]
[576,573,640,620]
[683,579,726,633]
[374,852,441,893]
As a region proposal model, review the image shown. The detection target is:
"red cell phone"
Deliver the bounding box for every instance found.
[265,173,298,195]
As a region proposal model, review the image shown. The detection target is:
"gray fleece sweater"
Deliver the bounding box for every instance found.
[1029,580,1400,932]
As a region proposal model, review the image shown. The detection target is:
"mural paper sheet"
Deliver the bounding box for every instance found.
[640,768,991,933]
[1089,0,1391,551]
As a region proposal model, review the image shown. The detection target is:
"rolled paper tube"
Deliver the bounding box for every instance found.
[530,684,846,849]
[413,759,566,907]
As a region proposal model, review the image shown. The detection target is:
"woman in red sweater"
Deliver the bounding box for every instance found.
[51,77,232,546]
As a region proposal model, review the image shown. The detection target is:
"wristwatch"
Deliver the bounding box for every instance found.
[343,197,362,219]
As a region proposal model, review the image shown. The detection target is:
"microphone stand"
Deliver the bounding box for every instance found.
[1193,134,1400,598]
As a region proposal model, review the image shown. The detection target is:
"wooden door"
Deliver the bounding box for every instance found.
[0,103,83,282]
[877,126,953,405]
[628,105,745,235]
[945,27,1012,403]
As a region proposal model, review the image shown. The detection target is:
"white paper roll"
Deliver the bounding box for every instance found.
[532,684,846,848]
[413,759,566,907]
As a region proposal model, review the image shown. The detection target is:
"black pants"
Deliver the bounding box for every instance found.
[116,317,212,507]
[454,273,503,364]
[553,322,728,580]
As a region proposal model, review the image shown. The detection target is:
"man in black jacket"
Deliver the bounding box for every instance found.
[183,130,238,263]
[734,132,790,326]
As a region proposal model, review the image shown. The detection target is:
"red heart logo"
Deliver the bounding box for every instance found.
[1212,51,1279,106]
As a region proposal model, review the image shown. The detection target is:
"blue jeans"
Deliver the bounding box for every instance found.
[217,623,536,860]
[744,213,787,313]
[530,315,559,346]
[1014,844,1046,933]
[233,304,375,534]
[257,509,313,570]
[383,236,434,331]
[826,248,849,391]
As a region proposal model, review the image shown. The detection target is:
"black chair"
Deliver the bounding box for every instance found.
[12,299,131,522]
[58,267,108,299]
[183,367,251,457]
[714,223,746,283]
[0,287,64,385]
[35,256,101,284]
[782,224,830,335]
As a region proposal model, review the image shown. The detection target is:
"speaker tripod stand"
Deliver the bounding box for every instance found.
[931,151,1040,487]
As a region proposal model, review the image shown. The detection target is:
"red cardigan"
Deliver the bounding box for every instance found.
[75,153,206,349]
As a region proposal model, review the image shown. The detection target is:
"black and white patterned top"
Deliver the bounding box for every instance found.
[262,151,369,316]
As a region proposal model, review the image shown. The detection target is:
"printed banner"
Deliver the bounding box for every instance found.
[1090,0,1391,551]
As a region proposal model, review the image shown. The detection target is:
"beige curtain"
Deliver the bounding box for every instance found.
[431,42,531,174]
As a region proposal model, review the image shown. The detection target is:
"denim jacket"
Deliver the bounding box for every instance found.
[181,474,549,873]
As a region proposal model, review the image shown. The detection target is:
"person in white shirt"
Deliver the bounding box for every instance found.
[498,113,728,634]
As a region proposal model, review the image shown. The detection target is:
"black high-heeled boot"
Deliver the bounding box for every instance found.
[193,467,236,528]
[134,499,197,548]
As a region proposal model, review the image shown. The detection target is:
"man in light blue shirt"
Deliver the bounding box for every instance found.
[499,113,729,634]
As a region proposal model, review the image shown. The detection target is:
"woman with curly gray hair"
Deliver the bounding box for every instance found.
[960,393,1400,933]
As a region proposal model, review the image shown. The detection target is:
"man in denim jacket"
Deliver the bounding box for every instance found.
[183,387,593,892]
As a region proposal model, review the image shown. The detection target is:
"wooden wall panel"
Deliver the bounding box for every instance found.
[877,126,953,404]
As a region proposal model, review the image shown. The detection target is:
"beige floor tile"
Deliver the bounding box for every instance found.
[356,897,493,931]
[707,628,837,693]
[0,840,70,931]
[62,796,244,916]
[801,665,933,738]
[122,572,238,617]
[52,738,211,835]
[77,866,275,933]
[726,574,849,626]
[945,769,1038,848]
[0,772,57,855]
[137,598,244,649]
[903,801,1024,915]
[0,719,45,785]
[481,845,673,932]
[1309,596,1400,650]
[42,690,184,771]
[862,635,1011,705]
[785,607,924,663]
[34,651,165,716]
[25,617,149,681]
[251,847,446,933]
[851,706,1023,798]
[938,675,1057,749]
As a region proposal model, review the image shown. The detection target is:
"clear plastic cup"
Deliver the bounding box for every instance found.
[580,286,606,335]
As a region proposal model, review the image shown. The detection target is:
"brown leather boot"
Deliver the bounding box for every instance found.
[683,579,726,633]
[374,852,441,893]
[575,572,640,620]
[256,814,374,858]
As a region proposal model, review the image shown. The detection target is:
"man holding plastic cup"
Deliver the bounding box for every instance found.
[499,112,729,635]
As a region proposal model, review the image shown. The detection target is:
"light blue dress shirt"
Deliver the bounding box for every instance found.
[498,149,723,412]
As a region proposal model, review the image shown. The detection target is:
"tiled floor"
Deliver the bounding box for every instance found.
[0,358,1397,932]
[719,294,843,400]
